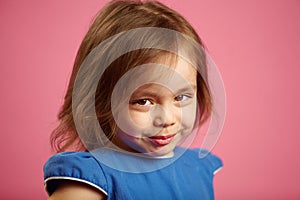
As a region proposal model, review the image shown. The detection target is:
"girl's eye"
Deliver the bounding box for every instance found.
[174,94,191,102]
[132,99,152,106]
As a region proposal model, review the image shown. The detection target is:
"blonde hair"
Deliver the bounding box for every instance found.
[51,0,211,152]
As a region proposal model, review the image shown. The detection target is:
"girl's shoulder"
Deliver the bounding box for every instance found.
[43,148,223,199]
[182,148,223,175]
[43,151,108,196]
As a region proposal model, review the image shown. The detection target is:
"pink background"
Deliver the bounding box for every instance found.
[1,0,300,199]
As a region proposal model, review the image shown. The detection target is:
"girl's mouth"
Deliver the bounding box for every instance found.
[148,134,176,146]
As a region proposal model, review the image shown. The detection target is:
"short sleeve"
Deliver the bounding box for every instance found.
[191,148,223,175]
[43,152,108,196]
[205,151,223,174]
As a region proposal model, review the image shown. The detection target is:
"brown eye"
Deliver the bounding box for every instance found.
[174,95,183,101]
[174,94,192,102]
[134,99,152,106]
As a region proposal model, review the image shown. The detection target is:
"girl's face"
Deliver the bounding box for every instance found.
[112,57,197,157]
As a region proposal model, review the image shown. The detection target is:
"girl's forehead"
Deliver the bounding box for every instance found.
[173,57,197,78]
[111,56,197,102]
[125,58,196,94]
[139,56,197,84]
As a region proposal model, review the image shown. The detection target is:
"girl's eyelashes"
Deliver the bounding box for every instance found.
[130,93,194,106]
[174,94,193,103]
[130,99,153,106]
[174,94,192,102]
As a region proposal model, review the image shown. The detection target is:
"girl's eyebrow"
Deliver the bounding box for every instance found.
[131,84,197,99]
[130,91,160,99]
[175,84,197,94]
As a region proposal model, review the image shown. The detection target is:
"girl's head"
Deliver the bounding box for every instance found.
[51,0,211,155]
[108,56,199,157]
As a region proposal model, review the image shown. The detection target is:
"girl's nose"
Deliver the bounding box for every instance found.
[151,104,177,128]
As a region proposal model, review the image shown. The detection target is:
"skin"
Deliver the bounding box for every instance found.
[49,57,197,199]
[112,57,197,158]
[48,180,106,200]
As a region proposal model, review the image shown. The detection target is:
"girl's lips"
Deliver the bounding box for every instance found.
[149,134,176,146]
[149,134,176,139]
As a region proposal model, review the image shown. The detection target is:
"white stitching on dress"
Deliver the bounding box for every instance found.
[44,176,108,195]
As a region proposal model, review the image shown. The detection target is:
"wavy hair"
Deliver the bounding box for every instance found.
[51,0,211,152]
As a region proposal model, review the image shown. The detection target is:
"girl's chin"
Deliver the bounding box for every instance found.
[137,144,176,158]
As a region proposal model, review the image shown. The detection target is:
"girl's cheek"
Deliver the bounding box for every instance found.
[130,111,152,128]
[114,108,148,137]
[181,101,197,128]
[118,110,153,136]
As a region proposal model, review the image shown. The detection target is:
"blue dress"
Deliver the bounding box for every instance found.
[44,147,222,200]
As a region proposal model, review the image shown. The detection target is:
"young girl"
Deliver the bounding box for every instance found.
[44,0,223,199]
